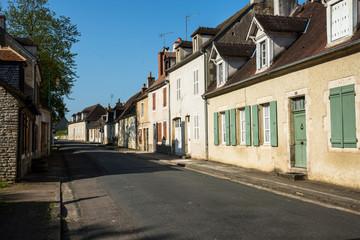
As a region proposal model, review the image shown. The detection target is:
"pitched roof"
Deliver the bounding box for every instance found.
[0,47,26,62]
[254,14,308,33]
[174,40,193,49]
[116,92,141,121]
[205,1,360,96]
[191,27,219,37]
[214,43,255,59]
[84,104,106,122]
[164,51,176,58]
[15,38,38,46]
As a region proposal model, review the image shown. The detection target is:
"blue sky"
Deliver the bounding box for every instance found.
[4,0,307,119]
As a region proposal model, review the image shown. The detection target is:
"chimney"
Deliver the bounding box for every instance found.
[0,16,5,47]
[173,37,182,51]
[117,98,122,106]
[141,83,147,94]
[158,50,165,78]
[147,72,155,88]
[274,0,298,16]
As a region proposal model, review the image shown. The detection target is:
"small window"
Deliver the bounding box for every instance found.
[194,36,198,51]
[217,62,225,86]
[152,93,156,111]
[194,114,200,141]
[194,70,199,95]
[263,104,270,145]
[221,113,226,144]
[240,109,246,144]
[260,40,267,69]
[177,78,181,100]
[141,102,144,118]
[163,87,167,107]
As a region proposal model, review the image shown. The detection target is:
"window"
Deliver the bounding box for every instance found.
[163,87,167,107]
[194,70,199,95]
[157,122,162,143]
[221,113,226,145]
[263,104,270,145]
[252,102,277,147]
[194,36,198,51]
[152,93,156,111]
[240,109,246,144]
[163,121,167,141]
[329,84,357,148]
[139,129,142,144]
[256,39,268,70]
[177,78,181,100]
[330,0,351,42]
[217,62,225,86]
[141,102,144,118]
[194,114,200,141]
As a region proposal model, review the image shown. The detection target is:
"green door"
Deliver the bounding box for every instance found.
[293,98,307,168]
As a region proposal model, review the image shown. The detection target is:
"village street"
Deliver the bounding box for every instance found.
[60,141,360,240]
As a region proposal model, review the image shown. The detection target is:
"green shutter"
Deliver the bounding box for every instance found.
[214,112,219,146]
[341,85,357,148]
[225,110,230,146]
[330,87,343,147]
[245,106,251,146]
[252,105,259,146]
[270,101,278,147]
[230,109,237,146]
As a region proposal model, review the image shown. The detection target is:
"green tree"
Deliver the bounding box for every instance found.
[5,0,80,118]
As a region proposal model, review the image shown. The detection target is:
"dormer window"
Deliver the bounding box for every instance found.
[259,40,267,69]
[193,36,198,52]
[325,0,358,44]
[217,61,225,86]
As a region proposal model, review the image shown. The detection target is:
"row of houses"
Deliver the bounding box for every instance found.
[68,0,360,189]
[0,16,52,182]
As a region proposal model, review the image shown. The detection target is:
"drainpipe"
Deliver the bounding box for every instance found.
[200,48,208,161]
[166,79,171,155]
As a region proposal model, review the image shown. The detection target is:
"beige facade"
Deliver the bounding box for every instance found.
[118,116,137,149]
[68,121,87,141]
[207,50,360,189]
[136,95,150,151]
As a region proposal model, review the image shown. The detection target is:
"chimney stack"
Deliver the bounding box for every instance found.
[147,72,155,88]
[158,50,165,78]
[274,0,298,16]
[141,83,147,94]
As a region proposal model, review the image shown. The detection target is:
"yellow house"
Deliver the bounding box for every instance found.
[136,83,150,151]
[204,1,360,189]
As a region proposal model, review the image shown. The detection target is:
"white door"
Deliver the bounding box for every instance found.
[187,116,191,154]
[175,119,182,155]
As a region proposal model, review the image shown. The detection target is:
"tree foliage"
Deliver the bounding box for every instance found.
[4,0,80,118]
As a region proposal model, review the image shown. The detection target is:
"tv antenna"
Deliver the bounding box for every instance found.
[159,32,173,47]
[185,14,197,41]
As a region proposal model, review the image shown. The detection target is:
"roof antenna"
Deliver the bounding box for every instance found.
[185,14,198,41]
[159,32,173,47]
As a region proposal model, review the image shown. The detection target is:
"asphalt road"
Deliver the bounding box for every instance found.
[61,142,360,240]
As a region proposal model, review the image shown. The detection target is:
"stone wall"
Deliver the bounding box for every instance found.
[0,86,19,182]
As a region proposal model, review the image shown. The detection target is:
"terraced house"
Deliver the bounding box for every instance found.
[205,0,360,188]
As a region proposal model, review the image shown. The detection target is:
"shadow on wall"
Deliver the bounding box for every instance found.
[156,143,171,155]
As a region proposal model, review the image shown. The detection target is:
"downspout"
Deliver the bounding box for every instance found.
[166,80,171,155]
[200,48,208,161]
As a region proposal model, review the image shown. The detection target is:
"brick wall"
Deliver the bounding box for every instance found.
[0,86,19,182]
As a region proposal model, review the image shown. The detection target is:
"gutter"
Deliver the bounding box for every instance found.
[200,48,209,161]
[204,37,360,99]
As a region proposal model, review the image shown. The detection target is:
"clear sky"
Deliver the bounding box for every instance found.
[5,0,307,119]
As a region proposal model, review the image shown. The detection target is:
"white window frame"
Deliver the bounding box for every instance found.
[194,114,200,141]
[176,78,181,100]
[326,0,356,44]
[263,104,270,145]
[240,109,246,145]
[194,69,199,95]
[221,113,226,145]
[217,61,226,86]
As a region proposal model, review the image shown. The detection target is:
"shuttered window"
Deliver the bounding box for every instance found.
[194,114,200,141]
[245,106,251,146]
[270,101,278,147]
[330,84,357,148]
[163,121,167,140]
[240,109,246,144]
[177,78,181,100]
[214,112,219,146]
[194,70,199,95]
[157,122,162,143]
[152,93,156,111]
[331,0,351,41]
[163,88,167,107]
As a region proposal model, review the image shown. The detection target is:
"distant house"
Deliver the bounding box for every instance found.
[135,82,149,151]
[88,115,105,143]
[116,92,141,149]
[54,117,68,133]
[67,104,106,142]
[0,15,51,182]
[103,99,125,145]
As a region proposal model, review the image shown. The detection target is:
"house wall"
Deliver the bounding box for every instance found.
[118,116,137,149]
[170,55,207,159]
[0,86,19,182]
[67,122,87,141]
[207,51,360,189]
[136,97,150,151]
[34,108,51,159]
[148,84,170,153]
[89,128,102,143]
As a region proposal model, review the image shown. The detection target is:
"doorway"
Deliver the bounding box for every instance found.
[174,119,182,155]
[292,97,307,168]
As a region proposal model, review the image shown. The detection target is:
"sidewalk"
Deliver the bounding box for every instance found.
[0,148,63,240]
[111,147,360,215]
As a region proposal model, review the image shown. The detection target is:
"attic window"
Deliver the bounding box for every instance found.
[193,36,198,51]
[256,38,269,71]
[217,61,226,86]
[327,0,356,43]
